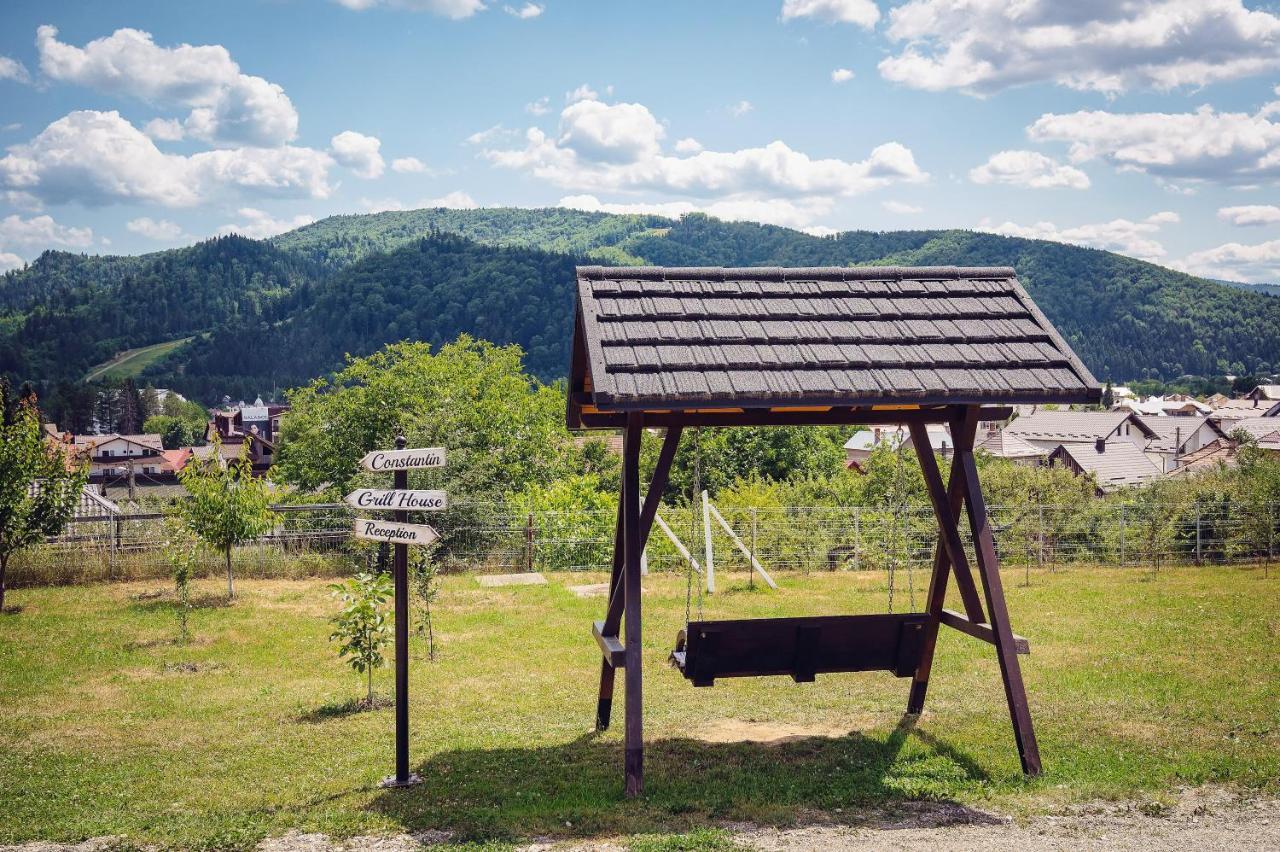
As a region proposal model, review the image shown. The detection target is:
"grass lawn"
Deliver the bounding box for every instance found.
[82,337,194,383]
[1,565,1277,850]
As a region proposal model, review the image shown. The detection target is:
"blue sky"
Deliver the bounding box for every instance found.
[1,1,1279,282]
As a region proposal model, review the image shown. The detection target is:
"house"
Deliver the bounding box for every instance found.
[207,396,289,472]
[974,428,1048,465]
[843,423,951,471]
[1210,397,1280,422]
[1113,394,1210,417]
[1206,392,1229,407]
[1136,415,1224,472]
[1048,439,1164,493]
[1004,410,1154,453]
[1219,416,1280,443]
[72,433,165,479]
[1168,438,1240,477]
[1246,384,1280,402]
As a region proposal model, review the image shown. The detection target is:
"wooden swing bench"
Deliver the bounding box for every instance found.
[566,264,1102,797]
[671,613,929,686]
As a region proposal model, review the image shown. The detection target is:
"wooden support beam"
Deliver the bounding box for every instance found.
[580,406,1014,430]
[702,490,715,594]
[939,609,1029,655]
[955,406,1043,777]
[653,513,701,575]
[706,500,777,589]
[622,412,645,797]
[595,426,682,732]
[906,408,979,715]
[593,620,626,667]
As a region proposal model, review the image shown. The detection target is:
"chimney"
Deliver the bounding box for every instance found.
[1095,437,1106,453]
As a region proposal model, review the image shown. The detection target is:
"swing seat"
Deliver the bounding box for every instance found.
[670,613,928,687]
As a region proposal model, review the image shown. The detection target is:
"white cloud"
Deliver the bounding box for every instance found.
[143,117,185,141]
[565,83,599,104]
[215,207,315,239]
[0,252,23,272]
[1180,238,1280,283]
[360,190,478,212]
[332,0,487,18]
[558,99,665,164]
[465,123,512,145]
[0,214,94,249]
[1218,205,1280,227]
[1028,101,1280,185]
[781,0,880,28]
[0,56,30,84]
[882,200,922,214]
[126,217,186,241]
[36,25,298,147]
[969,150,1090,189]
[978,212,1179,262]
[729,100,754,118]
[330,130,385,179]
[674,137,703,155]
[831,68,855,83]
[525,96,550,115]
[391,156,428,174]
[0,110,334,207]
[558,193,832,230]
[504,2,543,18]
[879,1,1280,96]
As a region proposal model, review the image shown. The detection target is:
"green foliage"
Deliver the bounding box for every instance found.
[662,425,847,499]
[144,415,202,450]
[165,522,199,643]
[174,439,275,599]
[0,399,89,610]
[328,570,393,704]
[510,474,617,571]
[410,549,440,661]
[275,337,581,501]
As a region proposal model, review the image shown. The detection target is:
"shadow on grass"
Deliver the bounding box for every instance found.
[1,604,24,615]
[128,592,231,613]
[368,714,998,843]
[298,693,395,723]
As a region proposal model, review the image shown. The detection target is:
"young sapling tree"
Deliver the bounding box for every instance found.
[329,570,393,707]
[410,548,440,661]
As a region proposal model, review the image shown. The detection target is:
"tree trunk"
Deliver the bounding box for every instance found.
[367,664,373,706]
[225,546,235,599]
[0,552,8,612]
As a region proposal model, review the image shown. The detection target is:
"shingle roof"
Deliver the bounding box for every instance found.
[1222,416,1280,441]
[1169,438,1239,476]
[975,429,1046,459]
[1005,410,1148,443]
[569,266,1099,426]
[1050,441,1163,492]
[1137,415,1220,455]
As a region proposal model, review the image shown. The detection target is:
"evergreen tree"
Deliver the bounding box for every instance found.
[118,378,144,434]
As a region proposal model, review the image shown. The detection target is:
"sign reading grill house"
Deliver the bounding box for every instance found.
[345,489,447,511]
[360,447,446,471]
[354,437,448,790]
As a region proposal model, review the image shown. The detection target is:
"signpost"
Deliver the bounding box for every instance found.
[351,435,446,789]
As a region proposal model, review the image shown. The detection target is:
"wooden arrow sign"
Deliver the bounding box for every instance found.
[360,447,446,472]
[352,518,440,546]
[345,489,447,511]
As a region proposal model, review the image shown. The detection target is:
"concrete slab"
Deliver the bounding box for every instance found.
[475,572,548,587]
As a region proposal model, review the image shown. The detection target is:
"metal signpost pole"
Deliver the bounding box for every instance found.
[386,435,419,787]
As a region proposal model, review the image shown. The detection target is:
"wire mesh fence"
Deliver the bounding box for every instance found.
[10,497,1279,588]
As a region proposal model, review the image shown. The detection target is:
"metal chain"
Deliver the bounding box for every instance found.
[684,427,700,626]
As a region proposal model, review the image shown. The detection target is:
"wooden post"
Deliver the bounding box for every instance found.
[954,408,1042,777]
[525,512,535,572]
[595,426,682,733]
[702,489,715,593]
[907,409,980,715]
[622,413,644,797]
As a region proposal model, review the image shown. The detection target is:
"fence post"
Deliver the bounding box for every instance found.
[749,507,757,590]
[109,516,120,580]
[1037,505,1045,572]
[853,506,861,571]
[1195,503,1202,565]
[1119,504,1126,567]
[524,512,534,573]
[702,490,715,594]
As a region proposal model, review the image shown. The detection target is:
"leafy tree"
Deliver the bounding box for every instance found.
[174,439,275,599]
[165,522,198,643]
[410,549,441,661]
[1234,434,1280,576]
[0,399,89,611]
[329,570,393,705]
[145,415,202,450]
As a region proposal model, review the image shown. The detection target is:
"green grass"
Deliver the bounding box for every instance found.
[1,566,1277,849]
[83,337,194,382]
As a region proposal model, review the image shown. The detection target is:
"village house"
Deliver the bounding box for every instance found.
[1003,410,1154,454]
[72,433,165,480]
[1136,415,1225,472]
[207,396,289,472]
[973,427,1047,465]
[1113,394,1211,417]
[1048,439,1164,493]
[843,423,952,471]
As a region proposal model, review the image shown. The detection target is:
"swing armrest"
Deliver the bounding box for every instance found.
[939,609,1030,654]
[593,620,626,667]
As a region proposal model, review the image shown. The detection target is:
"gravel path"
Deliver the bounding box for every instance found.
[5,788,1275,851]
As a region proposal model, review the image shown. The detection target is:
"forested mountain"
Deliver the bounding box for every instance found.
[3,208,1278,405]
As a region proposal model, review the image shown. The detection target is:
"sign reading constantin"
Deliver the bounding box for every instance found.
[360,447,446,472]
[352,518,440,546]
[345,489,447,511]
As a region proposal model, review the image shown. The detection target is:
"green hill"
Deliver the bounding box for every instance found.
[3,208,1278,404]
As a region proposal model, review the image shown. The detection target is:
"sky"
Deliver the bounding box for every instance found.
[1,0,1279,283]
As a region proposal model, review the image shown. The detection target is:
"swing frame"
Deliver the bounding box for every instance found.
[568,265,1101,797]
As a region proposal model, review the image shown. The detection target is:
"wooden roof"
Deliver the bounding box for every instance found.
[568,265,1100,428]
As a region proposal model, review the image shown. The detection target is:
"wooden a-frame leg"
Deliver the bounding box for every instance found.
[955,406,1043,776]
[621,412,645,797]
[595,425,682,731]
[906,411,982,713]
